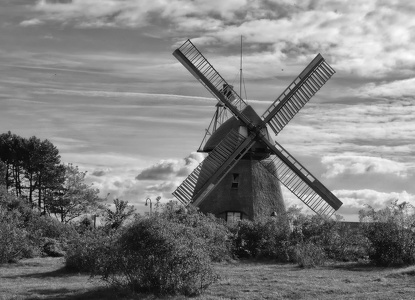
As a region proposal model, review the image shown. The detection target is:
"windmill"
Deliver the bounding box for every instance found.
[172,39,342,221]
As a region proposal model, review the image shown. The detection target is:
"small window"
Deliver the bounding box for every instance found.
[231,173,239,189]
[227,212,242,224]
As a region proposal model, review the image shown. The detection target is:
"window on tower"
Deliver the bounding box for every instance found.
[231,173,239,189]
[226,211,242,224]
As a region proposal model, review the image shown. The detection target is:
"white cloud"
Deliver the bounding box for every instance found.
[356,78,415,99]
[322,155,409,178]
[334,189,415,218]
[30,1,415,79]
[19,18,44,27]
[136,152,205,180]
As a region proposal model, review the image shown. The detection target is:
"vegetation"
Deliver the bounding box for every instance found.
[0,132,103,220]
[65,206,227,296]
[1,131,415,297]
[360,200,415,266]
[0,132,63,210]
[45,164,103,223]
[1,257,415,300]
[103,198,136,229]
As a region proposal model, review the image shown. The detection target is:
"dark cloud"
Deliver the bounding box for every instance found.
[136,152,204,181]
[44,0,72,4]
[135,161,177,180]
[91,170,106,177]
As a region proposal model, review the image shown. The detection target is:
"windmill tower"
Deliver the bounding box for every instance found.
[172,39,343,222]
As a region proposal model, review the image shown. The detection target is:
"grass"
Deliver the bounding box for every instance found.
[0,258,414,300]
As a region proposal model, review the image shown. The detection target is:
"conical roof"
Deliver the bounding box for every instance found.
[202,105,273,158]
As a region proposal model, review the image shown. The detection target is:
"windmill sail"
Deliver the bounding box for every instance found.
[173,129,256,207]
[172,39,343,219]
[260,140,342,217]
[262,54,335,135]
[173,40,254,127]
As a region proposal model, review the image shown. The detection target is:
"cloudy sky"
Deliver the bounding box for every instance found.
[1,0,415,220]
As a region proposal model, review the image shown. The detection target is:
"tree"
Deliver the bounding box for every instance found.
[46,164,104,223]
[0,132,63,210]
[0,161,6,187]
[21,136,64,210]
[0,132,24,195]
[103,198,136,229]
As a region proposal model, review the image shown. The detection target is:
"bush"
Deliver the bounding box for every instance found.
[161,203,232,262]
[360,201,415,266]
[231,216,290,260]
[100,217,219,296]
[289,213,369,263]
[65,215,219,296]
[0,208,31,263]
[29,214,77,240]
[363,222,415,266]
[293,242,326,268]
[65,228,117,272]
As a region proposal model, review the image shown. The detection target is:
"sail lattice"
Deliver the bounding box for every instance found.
[174,40,254,125]
[173,129,247,206]
[262,54,335,135]
[260,141,342,218]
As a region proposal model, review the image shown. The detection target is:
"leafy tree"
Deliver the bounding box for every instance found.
[0,161,6,187]
[0,132,24,194]
[103,198,136,229]
[21,136,64,210]
[0,132,63,210]
[46,164,104,223]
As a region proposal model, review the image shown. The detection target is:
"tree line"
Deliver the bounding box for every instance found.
[0,131,102,223]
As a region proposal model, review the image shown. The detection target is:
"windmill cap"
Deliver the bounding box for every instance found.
[202,105,272,153]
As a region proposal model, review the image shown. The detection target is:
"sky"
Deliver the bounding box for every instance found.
[1,0,415,221]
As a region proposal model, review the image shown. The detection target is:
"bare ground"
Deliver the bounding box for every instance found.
[0,257,414,300]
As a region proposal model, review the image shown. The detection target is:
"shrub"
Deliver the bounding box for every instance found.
[99,217,219,296]
[289,213,369,263]
[231,216,290,260]
[28,214,77,240]
[0,208,31,263]
[360,201,415,266]
[65,215,219,296]
[65,228,117,272]
[161,203,232,262]
[293,242,326,268]
[363,221,415,266]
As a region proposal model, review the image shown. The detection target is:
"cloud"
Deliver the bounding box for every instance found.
[146,181,177,193]
[91,168,111,177]
[136,152,205,180]
[276,99,415,170]
[356,78,415,99]
[30,1,415,78]
[322,155,409,178]
[20,18,44,27]
[334,189,415,218]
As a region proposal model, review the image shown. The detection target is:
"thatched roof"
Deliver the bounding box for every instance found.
[202,105,273,156]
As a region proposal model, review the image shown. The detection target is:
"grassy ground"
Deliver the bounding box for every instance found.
[0,257,414,300]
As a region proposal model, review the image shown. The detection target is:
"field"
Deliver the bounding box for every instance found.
[1,258,415,300]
